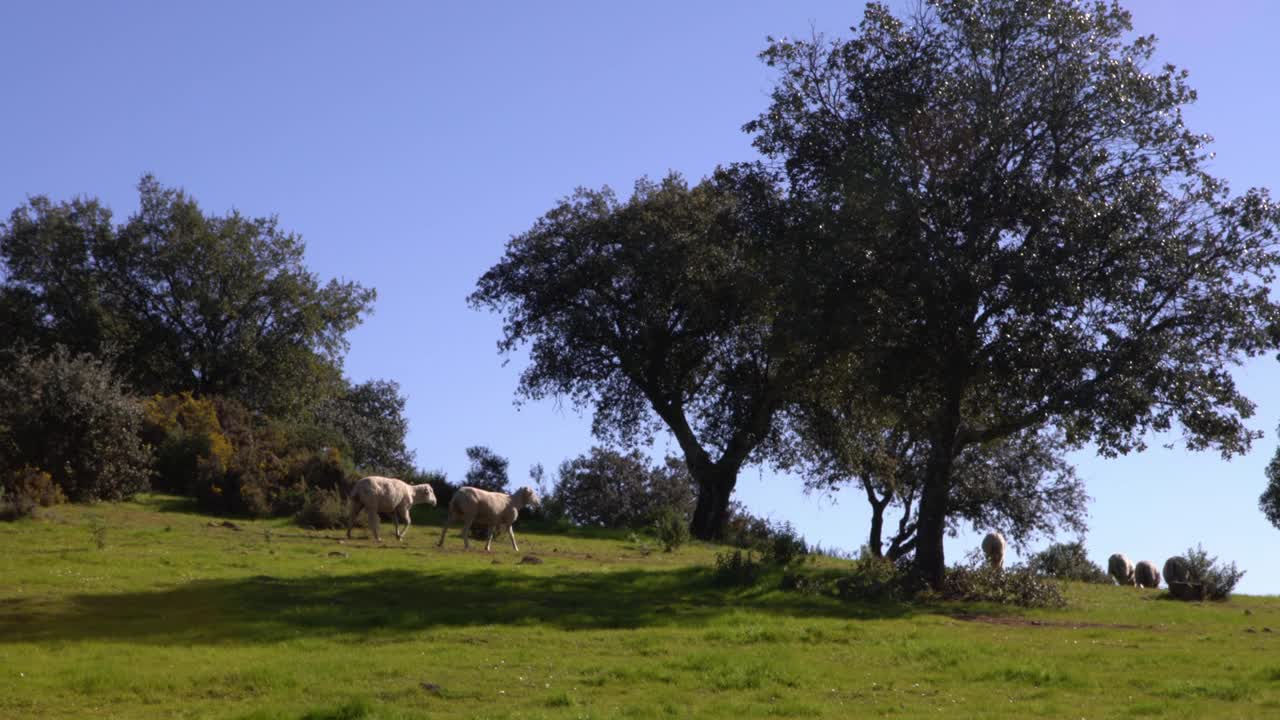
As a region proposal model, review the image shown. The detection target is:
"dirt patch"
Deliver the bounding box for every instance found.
[950,614,1152,631]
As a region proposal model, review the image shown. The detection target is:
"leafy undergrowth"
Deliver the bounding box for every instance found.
[2,496,1280,719]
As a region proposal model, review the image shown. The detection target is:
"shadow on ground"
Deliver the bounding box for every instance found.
[0,566,925,646]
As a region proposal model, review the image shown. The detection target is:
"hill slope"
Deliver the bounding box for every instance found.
[1,497,1277,719]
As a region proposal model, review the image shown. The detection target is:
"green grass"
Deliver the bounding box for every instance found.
[2,496,1279,718]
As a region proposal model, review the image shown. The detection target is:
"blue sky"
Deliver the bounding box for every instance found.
[3,1,1278,592]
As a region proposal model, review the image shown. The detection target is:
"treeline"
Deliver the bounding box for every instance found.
[0,177,413,519]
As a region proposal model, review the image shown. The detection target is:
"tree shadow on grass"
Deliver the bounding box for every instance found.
[0,566,925,646]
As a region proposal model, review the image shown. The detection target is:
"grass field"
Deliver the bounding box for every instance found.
[1,496,1278,719]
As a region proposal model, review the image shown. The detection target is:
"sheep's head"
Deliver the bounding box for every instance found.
[513,486,539,507]
[412,484,438,506]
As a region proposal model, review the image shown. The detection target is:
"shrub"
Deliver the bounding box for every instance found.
[1177,544,1246,601]
[713,549,761,587]
[0,487,36,522]
[1026,541,1111,583]
[4,466,66,507]
[464,445,510,492]
[654,507,690,552]
[296,487,349,530]
[759,521,808,566]
[782,548,905,601]
[0,347,151,501]
[942,563,1067,608]
[722,502,809,564]
[552,448,696,529]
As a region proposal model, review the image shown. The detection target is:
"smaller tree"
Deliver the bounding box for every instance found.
[313,379,415,475]
[554,448,696,528]
[1026,541,1111,584]
[464,445,510,492]
[0,347,151,501]
[786,391,1088,560]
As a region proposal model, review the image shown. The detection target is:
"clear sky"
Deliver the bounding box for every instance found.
[3,1,1278,592]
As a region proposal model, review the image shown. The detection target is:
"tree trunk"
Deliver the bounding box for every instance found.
[867,504,885,558]
[689,464,737,540]
[911,426,959,590]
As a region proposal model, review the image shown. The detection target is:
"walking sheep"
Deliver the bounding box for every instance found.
[437,486,539,552]
[1108,553,1136,586]
[346,476,437,543]
[981,532,1006,569]
[1135,560,1161,588]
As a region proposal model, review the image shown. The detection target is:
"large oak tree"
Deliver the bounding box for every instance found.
[0,176,375,415]
[749,0,1280,587]
[471,169,832,539]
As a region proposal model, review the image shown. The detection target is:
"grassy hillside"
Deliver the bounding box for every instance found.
[1,497,1277,719]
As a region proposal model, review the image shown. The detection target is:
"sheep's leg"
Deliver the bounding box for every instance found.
[507,525,519,553]
[346,498,362,539]
[484,526,495,552]
[460,519,472,550]
[367,506,381,543]
[396,506,411,541]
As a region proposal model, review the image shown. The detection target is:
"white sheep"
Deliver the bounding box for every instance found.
[1108,553,1136,586]
[346,476,437,543]
[1135,560,1161,589]
[1163,556,1191,585]
[437,486,539,552]
[981,532,1006,569]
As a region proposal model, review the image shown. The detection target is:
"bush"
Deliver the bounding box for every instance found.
[4,466,66,508]
[784,548,905,601]
[759,521,808,566]
[942,563,1067,608]
[296,487,349,530]
[1026,541,1111,583]
[0,487,36,521]
[713,549,761,587]
[0,347,151,501]
[1176,544,1246,601]
[552,448,696,529]
[654,508,690,552]
[722,502,809,564]
[142,392,234,494]
[464,445,510,492]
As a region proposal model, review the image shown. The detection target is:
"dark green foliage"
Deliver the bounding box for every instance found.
[296,488,349,530]
[1176,544,1246,601]
[721,502,809,563]
[464,445,509,492]
[3,466,66,508]
[749,0,1280,587]
[713,549,761,587]
[0,347,151,501]
[941,564,1067,608]
[0,175,375,416]
[783,551,905,602]
[185,399,357,518]
[313,379,414,475]
[553,448,696,529]
[470,169,821,540]
[1026,542,1112,584]
[758,522,808,566]
[403,468,453,508]
[0,487,37,521]
[653,508,690,552]
[1260,445,1280,531]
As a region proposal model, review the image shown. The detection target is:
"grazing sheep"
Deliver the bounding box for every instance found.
[1163,556,1191,585]
[346,476,437,543]
[981,532,1006,569]
[1108,553,1136,586]
[437,486,539,552]
[1135,560,1161,588]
